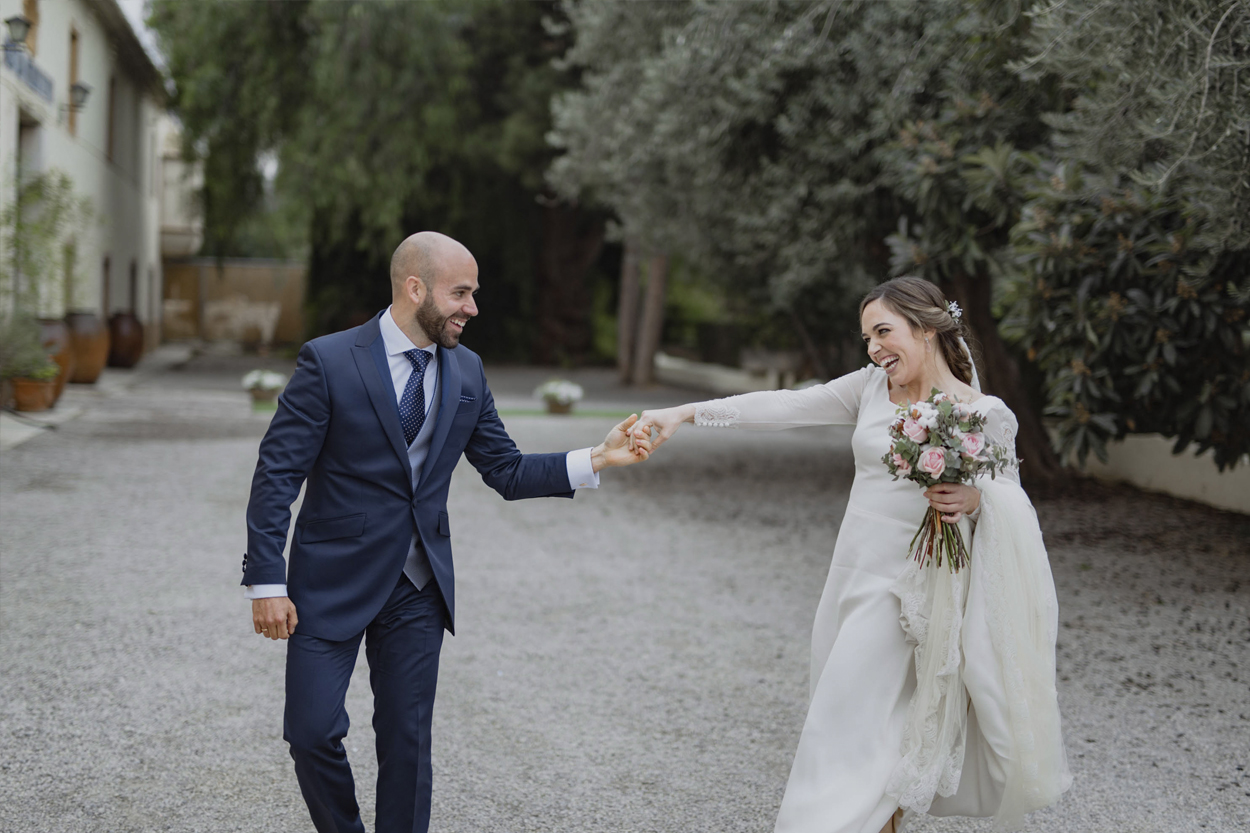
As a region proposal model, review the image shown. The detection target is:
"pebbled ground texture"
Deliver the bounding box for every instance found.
[0,354,1246,833]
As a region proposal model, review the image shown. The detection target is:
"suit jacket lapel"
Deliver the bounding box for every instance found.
[418,345,461,489]
[352,316,411,477]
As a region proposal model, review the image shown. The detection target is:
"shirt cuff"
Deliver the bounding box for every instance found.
[566,447,599,490]
[244,584,288,600]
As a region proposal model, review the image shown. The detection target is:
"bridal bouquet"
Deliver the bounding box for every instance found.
[882,390,1010,572]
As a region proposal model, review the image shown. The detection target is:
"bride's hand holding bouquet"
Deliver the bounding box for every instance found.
[883,389,1012,572]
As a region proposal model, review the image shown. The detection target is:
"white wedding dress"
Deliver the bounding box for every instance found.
[693,365,1071,833]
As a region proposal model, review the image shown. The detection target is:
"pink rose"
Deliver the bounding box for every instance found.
[892,452,912,476]
[960,432,985,456]
[902,418,928,444]
[919,447,947,477]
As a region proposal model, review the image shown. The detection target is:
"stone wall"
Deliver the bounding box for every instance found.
[1083,435,1249,515]
[162,258,306,346]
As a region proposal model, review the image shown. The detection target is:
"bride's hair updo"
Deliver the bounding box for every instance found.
[859,276,977,386]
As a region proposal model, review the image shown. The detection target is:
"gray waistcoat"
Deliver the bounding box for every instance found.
[401,371,440,590]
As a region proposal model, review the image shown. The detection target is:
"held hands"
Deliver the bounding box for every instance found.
[591,414,655,472]
[253,597,298,640]
[924,483,981,524]
[629,404,695,454]
[626,407,979,525]
[252,415,654,640]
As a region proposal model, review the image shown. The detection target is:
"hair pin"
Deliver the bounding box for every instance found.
[947,301,962,321]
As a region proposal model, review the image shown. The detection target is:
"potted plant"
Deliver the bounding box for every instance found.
[1,314,61,412]
[10,360,60,411]
[1,170,99,387]
[243,369,287,409]
[534,379,584,415]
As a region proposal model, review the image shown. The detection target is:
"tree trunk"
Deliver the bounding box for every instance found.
[630,251,669,386]
[616,238,642,383]
[943,269,1061,485]
[531,203,605,365]
[793,311,829,380]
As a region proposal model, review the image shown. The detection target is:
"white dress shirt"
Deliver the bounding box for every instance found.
[246,306,598,600]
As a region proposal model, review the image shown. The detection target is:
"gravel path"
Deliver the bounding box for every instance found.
[1,357,1246,833]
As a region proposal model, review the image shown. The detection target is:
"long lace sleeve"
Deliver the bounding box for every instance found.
[980,400,1021,486]
[692,365,876,429]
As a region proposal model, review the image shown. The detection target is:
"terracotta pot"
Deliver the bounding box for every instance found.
[249,388,279,402]
[11,377,56,412]
[544,399,574,415]
[108,312,145,368]
[66,312,110,384]
[37,318,75,405]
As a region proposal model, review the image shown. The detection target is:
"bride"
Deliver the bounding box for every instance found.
[633,277,1071,833]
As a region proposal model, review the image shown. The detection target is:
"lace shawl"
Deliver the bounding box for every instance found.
[887,403,1071,829]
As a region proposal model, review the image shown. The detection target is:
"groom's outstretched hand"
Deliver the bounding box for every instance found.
[590,414,653,472]
[253,597,298,640]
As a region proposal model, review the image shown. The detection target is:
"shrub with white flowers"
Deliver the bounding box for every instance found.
[534,379,584,406]
[242,370,288,392]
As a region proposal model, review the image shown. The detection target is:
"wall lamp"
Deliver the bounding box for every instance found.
[3,14,32,52]
[60,82,92,117]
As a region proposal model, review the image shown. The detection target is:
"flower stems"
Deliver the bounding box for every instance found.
[909,507,970,572]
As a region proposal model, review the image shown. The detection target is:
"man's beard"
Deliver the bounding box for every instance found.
[415,293,461,349]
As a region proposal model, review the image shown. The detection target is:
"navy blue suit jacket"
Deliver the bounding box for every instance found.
[242,313,574,641]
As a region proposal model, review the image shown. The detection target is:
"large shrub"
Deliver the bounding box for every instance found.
[1000,0,1250,470]
[1005,166,1250,470]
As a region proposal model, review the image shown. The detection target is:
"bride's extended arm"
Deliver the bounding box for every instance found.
[635,366,875,451]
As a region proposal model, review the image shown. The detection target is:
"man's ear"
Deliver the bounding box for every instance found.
[405,275,424,305]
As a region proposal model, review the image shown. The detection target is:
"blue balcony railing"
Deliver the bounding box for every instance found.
[3,43,55,104]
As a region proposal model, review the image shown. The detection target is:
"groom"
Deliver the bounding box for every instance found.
[243,231,649,833]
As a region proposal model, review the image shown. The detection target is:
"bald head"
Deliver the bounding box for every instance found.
[389,231,475,298]
[387,231,480,349]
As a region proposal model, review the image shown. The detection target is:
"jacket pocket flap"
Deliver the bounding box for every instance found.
[438,511,450,537]
[301,513,367,544]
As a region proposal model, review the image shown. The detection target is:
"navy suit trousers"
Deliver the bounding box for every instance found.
[284,575,445,833]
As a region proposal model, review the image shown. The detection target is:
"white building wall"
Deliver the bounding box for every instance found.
[0,76,20,316]
[158,113,201,258]
[0,0,162,336]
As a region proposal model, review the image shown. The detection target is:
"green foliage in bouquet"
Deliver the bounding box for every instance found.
[1003,165,1250,470]
[883,392,1012,488]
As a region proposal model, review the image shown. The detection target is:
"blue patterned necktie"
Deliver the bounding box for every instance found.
[399,349,432,446]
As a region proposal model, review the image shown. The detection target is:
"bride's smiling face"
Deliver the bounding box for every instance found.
[861,299,931,386]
